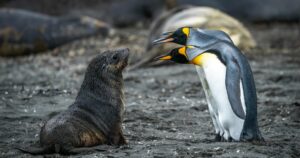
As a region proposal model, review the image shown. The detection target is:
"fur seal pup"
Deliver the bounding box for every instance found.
[0,8,109,56]
[18,48,129,155]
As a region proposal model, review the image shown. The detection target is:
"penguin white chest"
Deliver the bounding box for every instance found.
[192,53,245,141]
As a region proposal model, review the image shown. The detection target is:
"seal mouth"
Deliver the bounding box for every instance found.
[116,48,130,69]
[119,48,129,62]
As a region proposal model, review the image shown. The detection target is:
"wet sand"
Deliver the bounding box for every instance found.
[0,23,299,157]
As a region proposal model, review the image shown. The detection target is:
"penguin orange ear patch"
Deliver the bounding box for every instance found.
[178,47,187,58]
[182,28,190,36]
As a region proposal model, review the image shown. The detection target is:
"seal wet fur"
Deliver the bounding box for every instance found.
[17,48,129,155]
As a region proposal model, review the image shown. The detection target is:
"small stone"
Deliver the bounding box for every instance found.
[68,50,76,57]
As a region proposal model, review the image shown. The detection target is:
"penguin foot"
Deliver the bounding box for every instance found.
[227,137,233,142]
[220,136,226,142]
[214,134,222,141]
[240,129,265,142]
[219,136,236,142]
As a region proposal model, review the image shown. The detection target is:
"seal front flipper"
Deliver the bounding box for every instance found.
[225,58,246,119]
[17,145,115,155]
[67,145,112,154]
[16,144,77,155]
[117,130,127,145]
[16,146,53,155]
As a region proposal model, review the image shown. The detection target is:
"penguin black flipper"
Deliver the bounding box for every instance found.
[225,58,246,119]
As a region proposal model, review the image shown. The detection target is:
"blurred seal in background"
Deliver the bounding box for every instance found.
[0,8,109,56]
[2,0,300,27]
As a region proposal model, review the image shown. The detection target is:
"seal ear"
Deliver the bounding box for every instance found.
[101,63,107,70]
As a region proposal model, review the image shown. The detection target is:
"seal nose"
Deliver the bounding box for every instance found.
[122,48,130,54]
[116,48,130,61]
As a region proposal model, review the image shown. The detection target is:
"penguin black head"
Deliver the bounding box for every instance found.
[152,27,190,45]
[154,46,189,64]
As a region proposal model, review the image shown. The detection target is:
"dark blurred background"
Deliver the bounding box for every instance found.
[2,0,300,27]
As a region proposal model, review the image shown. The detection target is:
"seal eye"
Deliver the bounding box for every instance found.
[112,54,118,60]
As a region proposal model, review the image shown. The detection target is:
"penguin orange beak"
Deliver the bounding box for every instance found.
[153,54,172,61]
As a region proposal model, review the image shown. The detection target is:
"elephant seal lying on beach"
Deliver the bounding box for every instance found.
[18,48,129,155]
[0,8,109,56]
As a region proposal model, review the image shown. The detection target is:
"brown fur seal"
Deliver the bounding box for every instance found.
[0,8,109,56]
[17,48,129,155]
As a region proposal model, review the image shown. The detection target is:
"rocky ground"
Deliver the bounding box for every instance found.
[0,23,299,157]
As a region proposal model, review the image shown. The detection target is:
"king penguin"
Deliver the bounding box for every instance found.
[153,27,264,142]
